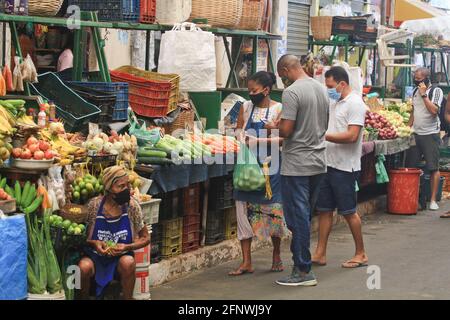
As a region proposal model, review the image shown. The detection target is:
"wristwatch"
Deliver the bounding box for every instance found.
[421,94,428,98]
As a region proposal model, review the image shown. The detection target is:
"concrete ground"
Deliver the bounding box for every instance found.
[151,201,450,300]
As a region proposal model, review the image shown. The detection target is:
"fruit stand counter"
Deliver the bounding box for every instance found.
[137,163,234,196]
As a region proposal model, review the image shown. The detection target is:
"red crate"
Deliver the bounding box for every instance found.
[182,231,200,253]
[140,0,156,24]
[183,213,201,228]
[182,184,201,216]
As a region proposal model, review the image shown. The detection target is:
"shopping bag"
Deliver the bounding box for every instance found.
[233,143,266,192]
[128,110,163,146]
[158,22,216,92]
[0,214,27,300]
[375,154,390,184]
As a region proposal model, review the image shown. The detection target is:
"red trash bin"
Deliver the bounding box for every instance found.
[387,168,422,215]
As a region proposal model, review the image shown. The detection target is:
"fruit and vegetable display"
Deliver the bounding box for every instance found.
[138,132,240,165]
[11,136,56,161]
[365,111,398,140]
[70,173,104,204]
[82,131,137,159]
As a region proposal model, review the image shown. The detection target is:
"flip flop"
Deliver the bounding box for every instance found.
[342,260,368,268]
[440,213,450,218]
[270,261,284,272]
[312,260,327,266]
[228,268,254,276]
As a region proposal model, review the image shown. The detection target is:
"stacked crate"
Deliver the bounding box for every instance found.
[157,190,183,259]
[224,206,237,240]
[181,184,201,253]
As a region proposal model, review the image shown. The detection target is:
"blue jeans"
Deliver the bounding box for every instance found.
[281,174,325,273]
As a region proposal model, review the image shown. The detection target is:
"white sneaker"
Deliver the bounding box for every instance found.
[429,201,439,211]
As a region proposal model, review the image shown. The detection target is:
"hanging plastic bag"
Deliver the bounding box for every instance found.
[158,22,216,92]
[21,54,37,83]
[233,143,266,192]
[3,65,14,92]
[12,56,24,92]
[375,154,390,184]
[0,213,27,300]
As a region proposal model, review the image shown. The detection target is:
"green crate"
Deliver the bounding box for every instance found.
[440,147,450,159]
[29,72,101,133]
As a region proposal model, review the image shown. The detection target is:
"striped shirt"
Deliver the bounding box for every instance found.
[413,86,444,135]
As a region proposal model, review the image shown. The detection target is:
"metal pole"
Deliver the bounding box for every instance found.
[381,0,387,26]
[145,30,150,71]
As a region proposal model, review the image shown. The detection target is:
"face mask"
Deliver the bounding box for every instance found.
[249,91,266,106]
[414,78,430,87]
[328,88,341,101]
[112,188,131,206]
[282,77,294,88]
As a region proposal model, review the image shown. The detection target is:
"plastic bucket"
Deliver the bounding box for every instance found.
[28,290,66,300]
[134,244,151,268]
[420,175,445,202]
[387,168,422,215]
[133,266,151,300]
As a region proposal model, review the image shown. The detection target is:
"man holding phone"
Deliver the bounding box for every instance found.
[407,68,444,211]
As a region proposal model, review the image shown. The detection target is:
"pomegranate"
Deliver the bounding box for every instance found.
[39,141,50,152]
[12,148,22,159]
[27,136,38,146]
[21,149,32,160]
[33,150,45,160]
[28,144,40,154]
[44,150,54,160]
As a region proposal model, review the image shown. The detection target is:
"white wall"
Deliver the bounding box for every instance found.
[89,29,133,71]
[271,0,289,88]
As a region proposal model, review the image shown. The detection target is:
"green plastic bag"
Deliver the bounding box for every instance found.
[128,110,162,146]
[233,143,266,192]
[375,154,390,184]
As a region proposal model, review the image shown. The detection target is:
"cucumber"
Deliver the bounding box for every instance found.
[138,157,173,165]
[5,185,15,198]
[137,148,167,158]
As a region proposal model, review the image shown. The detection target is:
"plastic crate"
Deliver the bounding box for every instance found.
[205,210,225,245]
[150,223,162,263]
[67,0,123,22]
[140,198,161,225]
[161,218,182,258]
[157,190,182,221]
[29,73,101,133]
[139,0,156,23]
[66,83,116,116]
[122,0,140,22]
[182,184,200,216]
[182,213,201,253]
[111,66,179,118]
[68,81,129,121]
[224,207,237,240]
[208,175,234,210]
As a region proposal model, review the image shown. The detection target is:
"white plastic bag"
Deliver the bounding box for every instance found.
[158,22,216,92]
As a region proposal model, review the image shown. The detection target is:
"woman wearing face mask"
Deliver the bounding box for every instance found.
[229,71,286,276]
[78,166,150,300]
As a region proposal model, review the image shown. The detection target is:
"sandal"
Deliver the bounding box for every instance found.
[270,261,284,272]
[440,212,450,218]
[342,259,368,268]
[228,268,254,276]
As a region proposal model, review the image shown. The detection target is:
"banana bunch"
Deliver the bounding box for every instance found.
[0,106,16,135]
[41,129,86,165]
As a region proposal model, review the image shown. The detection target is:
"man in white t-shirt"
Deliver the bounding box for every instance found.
[407,68,443,211]
[312,66,369,268]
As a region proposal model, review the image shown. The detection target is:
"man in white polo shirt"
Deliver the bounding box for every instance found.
[408,67,444,211]
[312,66,369,268]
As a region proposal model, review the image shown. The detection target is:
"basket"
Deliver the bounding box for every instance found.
[237,0,264,31]
[140,0,156,23]
[59,203,89,224]
[311,16,333,41]
[28,0,64,16]
[67,81,129,121]
[190,0,243,29]
[163,109,196,135]
[29,73,101,133]
[111,66,179,118]
[87,154,118,167]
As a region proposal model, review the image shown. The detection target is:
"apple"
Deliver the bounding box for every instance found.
[33,150,44,160]
[27,136,38,146]
[44,150,54,160]
[21,149,32,160]
[12,148,22,159]
[39,141,50,152]
[28,144,40,154]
